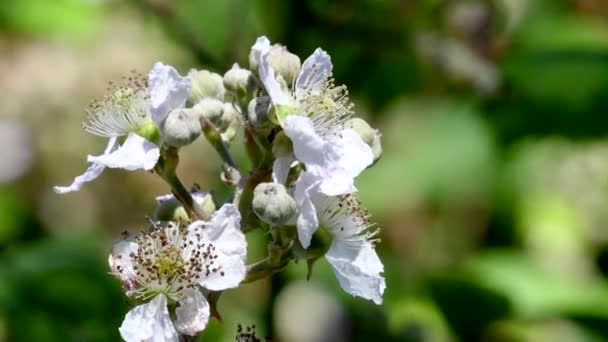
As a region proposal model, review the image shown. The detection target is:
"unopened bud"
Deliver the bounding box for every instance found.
[345,118,382,161]
[223,63,254,95]
[188,69,225,103]
[220,103,239,142]
[247,96,274,131]
[248,49,260,73]
[267,45,301,85]
[154,192,216,223]
[192,98,224,126]
[252,182,296,225]
[272,131,293,157]
[159,108,201,147]
[371,134,382,162]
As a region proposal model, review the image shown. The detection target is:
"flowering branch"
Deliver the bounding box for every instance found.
[54,35,387,341]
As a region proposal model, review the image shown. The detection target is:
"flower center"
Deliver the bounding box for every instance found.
[121,222,223,301]
[317,195,379,247]
[296,73,353,138]
[82,71,152,138]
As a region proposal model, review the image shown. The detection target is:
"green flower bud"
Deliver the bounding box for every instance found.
[267,45,301,86]
[221,102,238,129]
[272,131,293,157]
[247,96,274,131]
[345,118,375,145]
[220,103,239,142]
[252,182,296,226]
[159,108,201,147]
[248,48,259,73]
[192,97,224,126]
[223,63,254,95]
[371,133,382,162]
[345,118,383,161]
[188,69,225,103]
[154,192,216,223]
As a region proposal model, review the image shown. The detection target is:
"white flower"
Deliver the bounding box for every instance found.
[54,63,190,194]
[294,186,385,304]
[251,37,372,192]
[283,115,373,248]
[251,36,351,137]
[109,204,247,341]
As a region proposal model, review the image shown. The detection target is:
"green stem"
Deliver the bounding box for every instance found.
[243,256,290,284]
[201,117,239,170]
[238,169,271,232]
[156,147,210,221]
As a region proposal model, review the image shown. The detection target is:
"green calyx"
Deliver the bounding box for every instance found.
[135,119,161,145]
[274,104,297,126]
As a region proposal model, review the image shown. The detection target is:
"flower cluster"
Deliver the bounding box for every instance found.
[55,36,385,341]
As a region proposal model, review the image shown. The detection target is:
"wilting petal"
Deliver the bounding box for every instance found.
[283,116,326,166]
[272,154,296,185]
[108,240,139,288]
[53,137,119,194]
[119,294,178,342]
[87,132,159,171]
[326,240,385,304]
[188,204,247,290]
[149,62,191,123]
[174,288,210,336]
[296,48,333,96]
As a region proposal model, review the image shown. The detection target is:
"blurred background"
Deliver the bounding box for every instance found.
[1,0,608,341]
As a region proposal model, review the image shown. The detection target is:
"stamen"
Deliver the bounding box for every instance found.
[295,65,353,138]
[112,220,224,301]
[82,71,150,137]
[318,195,379,247]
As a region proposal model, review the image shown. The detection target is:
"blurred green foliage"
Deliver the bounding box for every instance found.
[2,0,608,341]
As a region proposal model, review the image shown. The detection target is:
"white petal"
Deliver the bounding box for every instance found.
[148,62,192,123]
[53,137,119,194]
[253,37,293,106]
[334,129,374,178]
[87,132,160,171]
[326,240,385,304]
[188,204,247,290]
[174,288,210,336]
[272,154,296,184]
[317,172,356,197]
[251,36,271,63]
[293,172,321,248]
[108,240,139,288]
[283,116,326,166]
[119,294,178,342]
[296,48,333,96]
[315,130,373,196]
